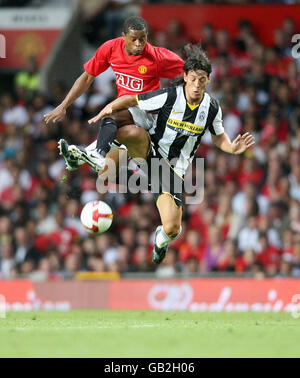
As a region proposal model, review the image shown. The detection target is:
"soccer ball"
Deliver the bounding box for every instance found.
[80,200,113,234]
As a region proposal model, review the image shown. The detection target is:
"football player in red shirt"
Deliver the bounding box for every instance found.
[44,16,184,174]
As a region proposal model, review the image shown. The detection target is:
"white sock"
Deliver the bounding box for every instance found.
[85,140,97,152]
[85,140,126,153]
[156,225,182,248]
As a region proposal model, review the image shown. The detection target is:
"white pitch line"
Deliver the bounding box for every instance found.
[8,324,157,331]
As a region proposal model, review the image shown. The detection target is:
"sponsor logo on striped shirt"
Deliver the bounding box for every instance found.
[166,118,204,135]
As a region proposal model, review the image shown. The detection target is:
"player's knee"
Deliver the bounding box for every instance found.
[163,223,181,238]
[108,112,120,123]
[117,125,142,143]
[109,110,132,127]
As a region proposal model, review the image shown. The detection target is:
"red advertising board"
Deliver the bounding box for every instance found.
[0,280,33,302]
[1,278,299,313]
[0,279,71,311]
[142,5,300,46]
[109,278,300,313]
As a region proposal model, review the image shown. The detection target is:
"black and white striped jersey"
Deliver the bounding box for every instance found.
[137,85,224,178]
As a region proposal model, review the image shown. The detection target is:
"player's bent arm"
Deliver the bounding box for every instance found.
[44,72,94,124]
[61,72,95,110]
[212,132,255,155]
[212,132,234,153]
[110,95,138,112]
[88,95,137,124]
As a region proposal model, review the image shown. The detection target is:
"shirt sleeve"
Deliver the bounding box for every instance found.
[137,88,169,111]
[209,105,224,135]
[83,40,112,77]
[156,47,184,79]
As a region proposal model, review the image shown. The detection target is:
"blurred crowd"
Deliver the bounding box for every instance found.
[0,12,300,281]
[2,0,300,6]
[78,0,300,47]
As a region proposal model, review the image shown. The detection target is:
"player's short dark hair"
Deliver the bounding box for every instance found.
[123,16,148,34]
[183,44,212,76]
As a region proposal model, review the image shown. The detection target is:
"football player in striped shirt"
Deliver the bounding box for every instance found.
[74,46,255,264]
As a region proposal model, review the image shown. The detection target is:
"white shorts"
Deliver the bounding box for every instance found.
[128,106,157,131]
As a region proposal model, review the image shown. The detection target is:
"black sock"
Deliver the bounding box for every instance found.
[96,117,118,157]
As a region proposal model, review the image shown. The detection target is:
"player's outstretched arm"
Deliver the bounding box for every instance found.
[88,95,138,124]
[212,132,255,155]
[44,72,95,124]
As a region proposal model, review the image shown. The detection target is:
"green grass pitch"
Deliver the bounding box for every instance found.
[0,310,299,357]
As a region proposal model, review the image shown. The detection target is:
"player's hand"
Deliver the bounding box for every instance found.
[44,105,66,125]
[88,104,113,124]
[232,132,255,154]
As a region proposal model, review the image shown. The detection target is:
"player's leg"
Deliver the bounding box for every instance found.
[85,109,135,153]
[67,109,152,173]
[152,193,182,264]
[96,112,150,180]
[95,109,151,161]
[59,110,132,171]
[67,110,137,172]
[116,125,150,161]
[97,125,150,186]
[97,148,126,185]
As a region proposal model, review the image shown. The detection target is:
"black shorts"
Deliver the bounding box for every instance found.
[146,148,183,208]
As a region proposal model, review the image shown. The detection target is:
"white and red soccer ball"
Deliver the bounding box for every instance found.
[80,200,113,234]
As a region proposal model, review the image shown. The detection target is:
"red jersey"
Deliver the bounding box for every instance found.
[84,37,184,97]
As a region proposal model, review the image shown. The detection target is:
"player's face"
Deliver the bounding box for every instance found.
[184,70,210,103]
[123,29,147,56]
